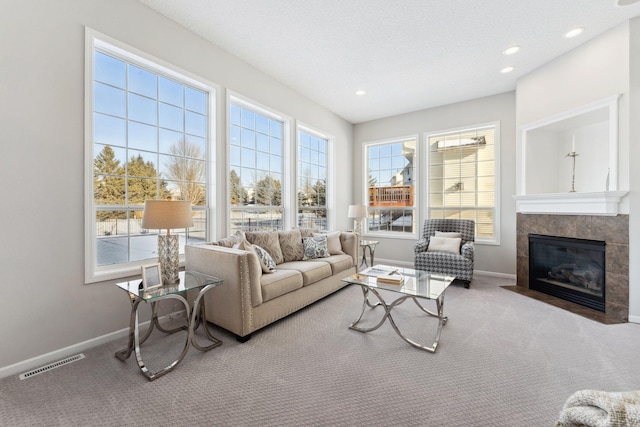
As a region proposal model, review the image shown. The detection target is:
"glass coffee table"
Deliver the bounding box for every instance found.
[342,265,454,353]
[115,270,223,381]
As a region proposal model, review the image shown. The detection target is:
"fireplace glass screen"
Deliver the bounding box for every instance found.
[529,234,605,312]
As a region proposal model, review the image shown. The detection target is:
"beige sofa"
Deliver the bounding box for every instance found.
[185,230,358,341]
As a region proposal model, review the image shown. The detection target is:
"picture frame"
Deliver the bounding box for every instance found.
[141,263,163,291]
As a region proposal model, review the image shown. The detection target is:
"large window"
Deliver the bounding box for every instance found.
[365,138,416,235]
[297,129,329,230]
[229,100,285,233]
[426,123,499,242]
[85,31,213,283]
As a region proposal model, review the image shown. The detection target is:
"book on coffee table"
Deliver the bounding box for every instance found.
[376,272,404,284]
[359,265,398,277]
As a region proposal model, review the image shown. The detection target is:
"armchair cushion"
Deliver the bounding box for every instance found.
[435,231,462,239]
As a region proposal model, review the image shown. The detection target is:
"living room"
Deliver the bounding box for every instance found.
[2,0,640,425]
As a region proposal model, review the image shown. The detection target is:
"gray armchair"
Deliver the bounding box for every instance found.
[414,219,475,288]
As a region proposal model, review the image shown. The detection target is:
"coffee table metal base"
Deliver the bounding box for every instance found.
[349,286,448,353]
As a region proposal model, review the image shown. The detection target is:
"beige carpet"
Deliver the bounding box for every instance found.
[1,275,639,426]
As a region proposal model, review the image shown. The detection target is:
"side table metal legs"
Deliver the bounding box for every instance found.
[349,285,448,353]
[115,286,221,381]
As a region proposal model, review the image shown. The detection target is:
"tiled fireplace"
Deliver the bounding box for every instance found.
[516,213,629,322]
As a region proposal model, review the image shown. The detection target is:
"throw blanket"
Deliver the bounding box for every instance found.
[556,390,640,427]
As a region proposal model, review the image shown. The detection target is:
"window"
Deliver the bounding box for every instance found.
[426,123,499,243]
[365,137,416,235]
[85,30,214,283]
[297,128,329,230]
[229,99,286,233]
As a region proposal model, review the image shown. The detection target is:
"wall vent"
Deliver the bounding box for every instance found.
[19,353,86,380]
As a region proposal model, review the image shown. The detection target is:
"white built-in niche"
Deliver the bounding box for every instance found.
[514,94,627,215]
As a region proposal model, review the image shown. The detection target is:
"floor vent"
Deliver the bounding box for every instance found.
[19,353,86,380]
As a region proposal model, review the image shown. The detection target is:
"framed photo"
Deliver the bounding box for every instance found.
[141,264,163,291]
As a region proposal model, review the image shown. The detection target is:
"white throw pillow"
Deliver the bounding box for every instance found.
[435,231,462,239]
[427,236,462,254]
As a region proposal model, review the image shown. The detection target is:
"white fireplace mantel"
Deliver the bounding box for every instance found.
[513,191,628,216]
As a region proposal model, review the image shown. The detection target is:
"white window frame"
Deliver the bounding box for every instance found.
[363,135,419,239]
[423,121,501,245]
[84,28,217,283]
[296,122,335,230]
[226,92,292,234]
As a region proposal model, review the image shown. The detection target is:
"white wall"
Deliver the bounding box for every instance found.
[0,0,353,373]
[353,92,517,276]
[515,21,640,320]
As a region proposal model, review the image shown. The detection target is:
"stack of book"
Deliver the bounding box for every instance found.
[359,266,404,285]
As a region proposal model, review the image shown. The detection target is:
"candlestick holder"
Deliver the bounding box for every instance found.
[566,151,579,192]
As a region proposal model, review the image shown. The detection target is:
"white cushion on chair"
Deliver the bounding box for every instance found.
[427,236,462,254]
[435,231,462,239]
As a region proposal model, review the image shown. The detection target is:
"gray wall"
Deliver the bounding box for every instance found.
[0,0,353,372]
[515,21,640,322]
[353,92,517,276]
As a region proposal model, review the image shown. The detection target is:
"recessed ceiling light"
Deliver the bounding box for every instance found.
[500,66,515,74]
[355,90,366,96]
[503,46,520,55]
[564,27,584,38]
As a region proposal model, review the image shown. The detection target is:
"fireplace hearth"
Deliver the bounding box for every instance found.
[529,234,605,312]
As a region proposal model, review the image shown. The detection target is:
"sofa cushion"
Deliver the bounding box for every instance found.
[260,269,303,302]
[313,231,343,255]
[302,235,330,260]
[253,244,277,273]
[278,260,332,286]
[278,230,304,262]
[321,254,354,275]
[245,231,284,264]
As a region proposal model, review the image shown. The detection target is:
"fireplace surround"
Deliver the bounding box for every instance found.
[517,213,628,322]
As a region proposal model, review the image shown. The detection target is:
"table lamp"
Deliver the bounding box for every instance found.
[348,204,367,237]
[142,200,193,284]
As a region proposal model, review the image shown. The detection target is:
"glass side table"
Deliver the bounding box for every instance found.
[115,270,223,381]
[360,240,380,267]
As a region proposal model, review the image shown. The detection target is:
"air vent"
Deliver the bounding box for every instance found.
[19,353,86,380]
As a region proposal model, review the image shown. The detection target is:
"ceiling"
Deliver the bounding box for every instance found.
[140,0,640,124]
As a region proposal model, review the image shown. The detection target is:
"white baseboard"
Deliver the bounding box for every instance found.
[0,324,133,380]
[628,315,640,324]
[0,308,192,380]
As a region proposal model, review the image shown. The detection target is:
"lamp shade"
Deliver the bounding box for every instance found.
[141,200,194,230]
[347,204,367,219]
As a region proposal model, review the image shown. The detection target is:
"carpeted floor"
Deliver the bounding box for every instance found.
[1,274,639,426]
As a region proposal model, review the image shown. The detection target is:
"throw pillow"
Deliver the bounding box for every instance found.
[217,231,246,248]
[233,239,264,276]
[313,231,343,255]
[253,244,277,273]
[435,231,462,239]
[278,230,304,262]
[302,235,330,260]
[296,228,319,238]
[427,236,462,254]
[245,231,284,264]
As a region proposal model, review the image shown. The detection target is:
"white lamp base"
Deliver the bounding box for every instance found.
[158,234,180,284]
